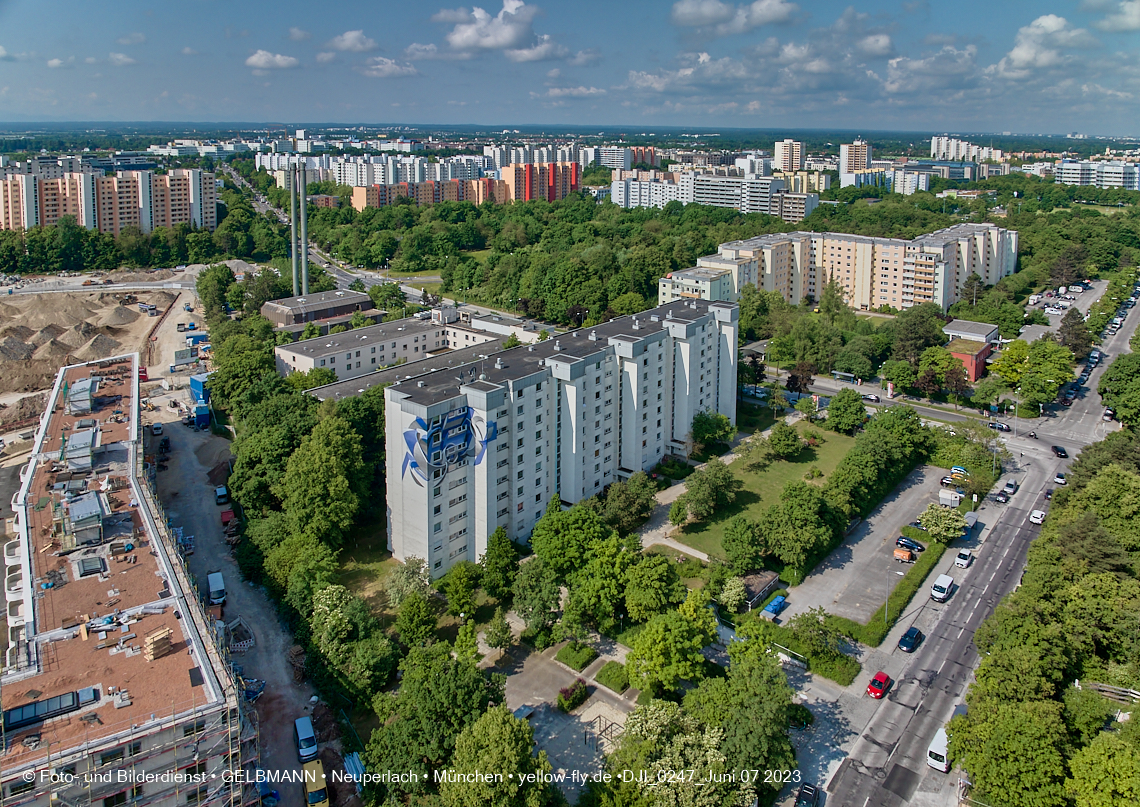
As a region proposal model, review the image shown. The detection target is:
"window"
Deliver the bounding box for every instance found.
[517,405,524,415]
[105,787,144,807]
[10,781,35,797]
[183,720,206,737]
[498,507,509,517]
[517,470,524,480]
[517,438,524,448]
[185,787,208,806]
[101,748,126,765]
[434,560,442,569]
[434,523,442,534]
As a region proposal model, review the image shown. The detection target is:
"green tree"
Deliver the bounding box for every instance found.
[529,502,613,584]
[794,396,817,420]
[973,374,1008,406]
[300,321,320,340]
[826,388,867,435]
[396,590,437,648]
[991,339,1031,387]
[1058,306,1094,360]
[441,706,554,807]
[722,514,767,575]
[690,409,735,449]
[574,533,638,629]
[1098,353,1140,426]
[277,416,365,548]
[918,346,962,384]
[625,611,710,693]
[484,607,513,662]
[917,502,967,544]
[598,471,658,535]
[511,557,561,632]
[283,366,337,392]
[669,496,690,527]
[624,554,685,623]
[454,619,479,665]
[1067,732,1140,807]
[679,457,742,522]
[480,527,519,601]
[767,421,803,460]
[879,359,916,390]
[350,309,370,329]
[960,272,986,306]
[385,556,431,607]
[501,332,522,349]
[759,480,839,572]
[892,303,946,365]
[718,576,747,612]
[786,606,843,660]
[443,561,481,617]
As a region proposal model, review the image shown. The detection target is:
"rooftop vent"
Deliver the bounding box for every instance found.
[417,381,425,388]
[554,340,561,351]
[589,330,597,341]
[632,317,640,330]
[494,358,503,369]
[528,345,535,351]
[479,373,488,381]
[666,310,673,319]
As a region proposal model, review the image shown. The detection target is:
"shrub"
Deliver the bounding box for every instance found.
[676,556,706,579]
[555,641,599,671]
[788,702,814,728]
[521,627,553,651]
[655,457,694,480]
[900,525,928,543]
[803,466,823,480]
[595,661,629,693]
[557,678,589,712]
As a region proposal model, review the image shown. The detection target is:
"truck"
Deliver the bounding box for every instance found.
[207,572,226,606]
[1028,294,1041,306]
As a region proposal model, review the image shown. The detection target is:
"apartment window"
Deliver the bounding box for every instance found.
[517,438,524,448]
[497,475,509,485]
[104,787,144,807]
[433,486,441,497]
[449,493,467,507]
[518,469,525,480]
[10,781,36,797]
[498,507,509,517]
[101,748,126,765]
[183,720,207,737]
[517,405,524,415]
[518,503,524,512]
[434,560,442,570]
[434,523,442,534]
[434,504,441,515]
[497,459,509,469]
[434,543,443,554]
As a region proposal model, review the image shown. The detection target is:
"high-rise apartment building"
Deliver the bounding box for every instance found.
[379,298,738,576]
[611,174,818,223]
[930,137,1005,163]
[840,139,872,174]
[1,354,259,807]
[0,169,216,234]
[774,139,804,172]
[498,163,580,202]
[1055,160,1140,190]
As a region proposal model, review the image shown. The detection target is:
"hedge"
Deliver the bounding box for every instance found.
[595,661,629,693]
[827,541,949,646]
[555,641,599,672]
[557,678,589,712]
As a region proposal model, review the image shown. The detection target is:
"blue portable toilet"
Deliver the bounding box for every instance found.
[194,404,211,429]
[190,372,212,405]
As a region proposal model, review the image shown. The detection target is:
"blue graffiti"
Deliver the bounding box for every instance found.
[402,407,497,486]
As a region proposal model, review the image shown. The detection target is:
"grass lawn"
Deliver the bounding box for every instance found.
[464,248,493,264]
[736,402,777,435]
[673,423,857,560]
[339,525,400,626]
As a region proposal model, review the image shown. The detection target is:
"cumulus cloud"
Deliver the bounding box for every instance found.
[568,48,601,65]
[316,52,336,63]
[0,46,11,61]
[108,52,136,66]
[85,56,98,64]
[1094,1,1140,30]
[117,32,145,45]
[404,42,471,60]
[360,56,417,77]
[885,45,977,94]
[545,85,606,97]
[46,57,71,69]
[328,30,377,52]
[994,15,1098,79]
[245,50,300,69]
[505,34,568,61]
[289,27,311,41]
[440,0,538,50]
[671,0,797,35]
[182,47,198,55]
[858,33,893,57]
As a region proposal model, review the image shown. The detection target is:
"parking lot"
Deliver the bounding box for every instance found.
[780,465,946,624]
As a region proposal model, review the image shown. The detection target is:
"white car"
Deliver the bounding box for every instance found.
[954,549,973,568]
[151,423,163,436]
[1054,472,1067,485]
[1029,510,1047,525]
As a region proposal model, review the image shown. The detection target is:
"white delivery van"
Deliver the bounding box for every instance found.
[931,574,954,603]
[927,727,950,772]
[207,572,226,606]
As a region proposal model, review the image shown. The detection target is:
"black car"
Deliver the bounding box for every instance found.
[794,783,820,807]
[1051,446,1068,458]
[898,626,924,653]
[896,536,924,552]
[1045,488,1053,500]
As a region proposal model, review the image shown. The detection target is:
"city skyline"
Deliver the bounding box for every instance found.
[0,0,1137,133]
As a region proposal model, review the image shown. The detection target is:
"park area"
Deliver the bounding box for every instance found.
[671,421,857,559]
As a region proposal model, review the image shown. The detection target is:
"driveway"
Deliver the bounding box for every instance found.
[147,392,317,786]
[780,465,945,624]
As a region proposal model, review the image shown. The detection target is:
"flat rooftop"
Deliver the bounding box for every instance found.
[665,267,731,282]
[261,288,372,315]
[277,317,442,360]
[2,354,229,774]
[943,319,1000,340]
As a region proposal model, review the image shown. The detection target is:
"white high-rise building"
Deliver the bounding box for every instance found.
[930,137,1005,163]
[840,139,872,174]
[379,299,739,576]
[774,139,804,172]
[1055,160,1140,190]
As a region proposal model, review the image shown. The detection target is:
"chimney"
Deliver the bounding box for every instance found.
[299,167,310,295]
[289,165,299,296]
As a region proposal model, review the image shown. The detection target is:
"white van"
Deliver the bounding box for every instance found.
[207,572,226,606]
[931,574,954,603]
[927,727,950,772]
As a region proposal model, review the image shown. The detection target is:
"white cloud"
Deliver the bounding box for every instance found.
[117,32,145,45]
[46,57,69,68]
[858,34,892,57]
[994,15,1098,79]
[316,52,336,63]
[441,0,538,50]
[245,50,300,69]
[505,34,568,61]
[568,49,601,65]
[289,27,311,41]
[85,56,98,64]
[671,0,797,35]
[0,46,11,61]
[545,85,606,97]
[328,30,377,52]
[431,8,474,23]
[1094,1,1140,30]
[360,56,417,77]
[885,45,977,94]
[546,67,560,77]
[404,42,471,60]
[182,47,198,55]
[108,52,136,66]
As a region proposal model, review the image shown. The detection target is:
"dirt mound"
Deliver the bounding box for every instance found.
[58,321,97,348]
[0,392,47,428]
[109,269,174,284]
[0,337,33,362]
[31,339,74,361]
[96,306,140,328]
[30,324,67,346]
[71,333,121,362]
[0,324,34,341]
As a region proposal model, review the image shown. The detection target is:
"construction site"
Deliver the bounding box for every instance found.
[0,353,261,807]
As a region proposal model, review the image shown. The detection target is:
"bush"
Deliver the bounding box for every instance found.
[654,456,694,480]
[900,525,928,543]
[555,641,599,671]
[803,466,823,480]
[676,556,706,579]
[521,627,553,651]
[595,661,629,693]
[557,678,590,712]
[827,541,949,646]
[788,702,814,728]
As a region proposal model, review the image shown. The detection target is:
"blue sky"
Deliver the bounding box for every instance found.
[0,0,1137,133]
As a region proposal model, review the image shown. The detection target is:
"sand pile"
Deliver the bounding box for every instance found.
[0,338,33,362]
[30,324,67,347]
[32,339,75,362]
[97,306,140,328]
[72,334,121,362]
[0,325,34,342]
[0,392,47,428]
[109,269,174,283]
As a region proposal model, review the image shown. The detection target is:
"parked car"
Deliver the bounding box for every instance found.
[896,536,924,553]
[1044,488,1053,500]
[867,671,891,699]
[1061,397,1074,406]
[995,490,1010,503]
[955,549,973,568]
[988,421,1012,432]
[1029,510,1047,525]
[1055,472,1067,485]
[1003,479,1018,495]
[940,476,955,487]
[898,626,923,653]
[794,784,820,807]
[1051,446,1068,458]
[151,423,163,436]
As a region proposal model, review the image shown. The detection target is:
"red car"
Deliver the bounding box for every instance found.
[867,671,891,699]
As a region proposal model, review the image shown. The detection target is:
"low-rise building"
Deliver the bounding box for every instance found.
[260,289,373,327]
[658,267,736,304]
[946,338,991,382]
